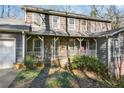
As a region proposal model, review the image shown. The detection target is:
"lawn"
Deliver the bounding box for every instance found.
[9,67,107,88]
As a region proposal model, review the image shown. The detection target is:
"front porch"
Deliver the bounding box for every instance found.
[25,35,97,66]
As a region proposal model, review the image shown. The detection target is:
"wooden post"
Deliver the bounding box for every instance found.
[94,38,97,57]
[22,31,25,60]
[53,37,59,60]
[108,37,111,70]
[86,40,90,55]
[77,38,84,55]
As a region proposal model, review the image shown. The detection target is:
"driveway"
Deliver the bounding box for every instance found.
[0,68,19,88]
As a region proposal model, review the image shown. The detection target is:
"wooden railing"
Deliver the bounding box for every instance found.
[26,51,42,61]
[26,49,97,61]
[81,49,97,57]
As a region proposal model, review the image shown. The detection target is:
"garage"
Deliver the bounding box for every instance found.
[0,39,15,69]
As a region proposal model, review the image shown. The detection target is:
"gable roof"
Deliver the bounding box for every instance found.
[22,6,111,23]
[89,27,124,37]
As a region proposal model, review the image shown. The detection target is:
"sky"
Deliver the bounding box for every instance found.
[1,5,124,19]
[0,5,92,19]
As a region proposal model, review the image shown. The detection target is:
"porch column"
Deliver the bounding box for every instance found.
[53,37,59,60]
[94,38,97,57]
[108,37,111,69]
[77,38,84,55]
[22,31,25,60]
[87,40,90,55]
[87,40,90,49]
[38,36,44,60]
[22,32,25,60]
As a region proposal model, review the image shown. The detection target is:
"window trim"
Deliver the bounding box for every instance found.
[68,18,75,30]
[52,16,60,29]
[33,39,42,52]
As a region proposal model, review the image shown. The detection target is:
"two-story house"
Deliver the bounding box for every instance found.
[0,6,124,76]
[23,6,112,66]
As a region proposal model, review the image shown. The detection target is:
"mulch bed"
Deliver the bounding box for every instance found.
[9,67,108,88]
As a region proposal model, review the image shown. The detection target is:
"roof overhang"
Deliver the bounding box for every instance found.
[89,27,124,38]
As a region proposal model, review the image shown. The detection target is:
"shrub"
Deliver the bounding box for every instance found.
[71,55,109,78]
[24,56,36,70]
[35,61,44,68]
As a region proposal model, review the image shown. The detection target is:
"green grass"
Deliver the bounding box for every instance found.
[16,70,40,81]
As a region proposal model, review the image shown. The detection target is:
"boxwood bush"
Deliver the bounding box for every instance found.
[71,55,109,78]
[24,56,36,70]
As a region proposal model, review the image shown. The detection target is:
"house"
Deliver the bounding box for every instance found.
[0,6,124,76]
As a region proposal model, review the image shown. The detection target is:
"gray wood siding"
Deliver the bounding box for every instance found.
[0,33,23,63]
[26,12,112,33]
[97,38,108,64]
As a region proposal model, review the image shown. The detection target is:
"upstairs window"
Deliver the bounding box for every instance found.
[52,16,60,29]
[33,13,41,26]
[81,20,86,25]
[81,20,87,32]
[68,18,75,30]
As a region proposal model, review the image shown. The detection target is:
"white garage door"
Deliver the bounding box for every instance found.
[0,39,15,69]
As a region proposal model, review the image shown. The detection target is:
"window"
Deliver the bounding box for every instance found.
[69,18,74,24]
[81,20,87,32]
[102,23,107,31]
[52,16,60,29]
[81,20,86,25]
[33,13,41,26]
[68,18,75,30]
[33,39,42,55]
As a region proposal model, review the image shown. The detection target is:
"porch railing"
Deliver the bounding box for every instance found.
[26,49,97,61]
[81,49,97,57]
[26,51,43,61]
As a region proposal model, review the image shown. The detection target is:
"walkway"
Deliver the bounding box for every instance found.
[0,68,19,88]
